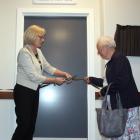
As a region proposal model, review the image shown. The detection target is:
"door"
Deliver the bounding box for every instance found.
[24,16,87,138]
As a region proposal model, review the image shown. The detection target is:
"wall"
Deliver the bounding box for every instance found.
[0,0,102,140]
[0,100,15,140]
[102,0,140,36]
[1,0,140,140]
[0,0,102,89]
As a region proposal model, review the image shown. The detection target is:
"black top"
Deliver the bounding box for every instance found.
[89,51,140,109]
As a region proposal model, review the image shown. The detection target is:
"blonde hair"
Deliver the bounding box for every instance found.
[97,36,116,49]
[24,25,46,45]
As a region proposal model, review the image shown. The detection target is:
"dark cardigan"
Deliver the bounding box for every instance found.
[89,51,140,109]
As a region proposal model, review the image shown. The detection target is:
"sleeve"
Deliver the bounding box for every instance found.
[100,86,108,96]
[111,56,131,91]
[89,77,104,87]
[104,56,131,96]
[18,50,47,84]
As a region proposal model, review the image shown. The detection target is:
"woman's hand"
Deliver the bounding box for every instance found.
[64,72,72,79]
[54,77,66,85]
[53,69,72,80]
[45,77,65,85]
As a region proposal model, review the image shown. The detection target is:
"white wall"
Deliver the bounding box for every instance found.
[102,0,140,36]
[0,100,15,140]
[0,1,102,140]
[0,0,102,89]
[127,57,140,91]
[1,0,140,140]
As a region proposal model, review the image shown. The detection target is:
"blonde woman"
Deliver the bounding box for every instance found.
[12,25,72,140]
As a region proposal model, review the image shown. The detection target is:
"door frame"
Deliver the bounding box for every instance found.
[16,8,101,140]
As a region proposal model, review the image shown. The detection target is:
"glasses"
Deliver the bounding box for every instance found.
[38,35,45,40]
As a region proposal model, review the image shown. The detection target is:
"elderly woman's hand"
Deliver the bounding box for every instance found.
[84,77,90,84]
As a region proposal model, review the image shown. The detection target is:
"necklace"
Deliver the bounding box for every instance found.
[26,46,42,70]
[35,53,42,70]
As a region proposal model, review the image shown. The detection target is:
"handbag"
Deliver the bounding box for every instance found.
[96,83,128,138]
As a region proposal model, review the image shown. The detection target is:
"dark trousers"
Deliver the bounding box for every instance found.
[11,84,39,140]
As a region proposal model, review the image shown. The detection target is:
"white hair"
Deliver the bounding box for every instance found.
[97,36,116,48]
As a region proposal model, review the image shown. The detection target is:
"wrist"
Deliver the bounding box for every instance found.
[63,72,67,77]
[45,77,55,84]
[54,77,57,85]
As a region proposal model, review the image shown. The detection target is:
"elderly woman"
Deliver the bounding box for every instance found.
[85,36,140,140]
[12,25,72,140]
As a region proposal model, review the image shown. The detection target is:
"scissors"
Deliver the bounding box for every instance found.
[40,75,100,89]
[40,75,83,88]
[65,75,100,89]
[65,75,85,84]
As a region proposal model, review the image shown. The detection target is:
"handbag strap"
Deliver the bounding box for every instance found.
[116,93,123,109]
[102,83,123,110]
[102,83,112,109]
